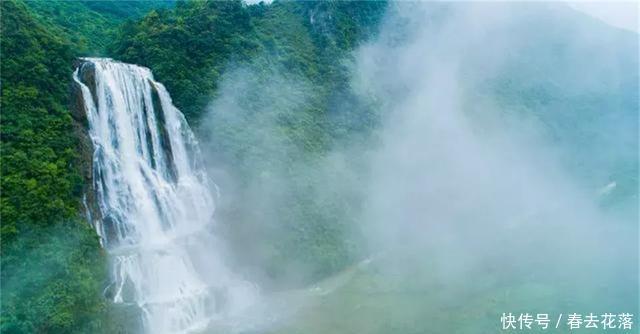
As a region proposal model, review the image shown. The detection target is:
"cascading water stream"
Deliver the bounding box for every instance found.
[73,58,256,333]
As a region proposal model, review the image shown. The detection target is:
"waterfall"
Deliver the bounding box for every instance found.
[73,58,255,333]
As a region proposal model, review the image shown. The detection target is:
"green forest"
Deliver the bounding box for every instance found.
[1,1,389,332]
[1,1,637,333]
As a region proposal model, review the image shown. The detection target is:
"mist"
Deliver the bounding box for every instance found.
[194,2,638,332]
[2,0,637,332]
[357,0,637,294]
[198,63,368,288]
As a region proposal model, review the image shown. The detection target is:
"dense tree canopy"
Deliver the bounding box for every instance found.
[0,1,168,332]
[1,1,389,330]
[23,0,174,55]
[3,0,634,332]
[0,1,108,332]
[109,0,388,286]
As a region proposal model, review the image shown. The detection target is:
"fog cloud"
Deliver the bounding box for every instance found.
[355,0,638,313]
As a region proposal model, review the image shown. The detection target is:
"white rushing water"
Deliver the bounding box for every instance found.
[73,58,256,333]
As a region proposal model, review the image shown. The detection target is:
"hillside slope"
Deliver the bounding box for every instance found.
[1,1,172,332]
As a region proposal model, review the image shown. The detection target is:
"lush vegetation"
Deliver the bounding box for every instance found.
[24,0,173,55]
[0,1,168,332]
[2,0,636,332]
[0,1,107,332]
[110,0,388,286]
[1,0,389,331]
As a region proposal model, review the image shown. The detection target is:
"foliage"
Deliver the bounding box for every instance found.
[110,0,259,120]
[1,223,110,333]
[0,1,166,332]
[23,0,173,55]
[110,0,388,286]
[1,0,388,330]
[1,0,81,251]
[1,0,636,332]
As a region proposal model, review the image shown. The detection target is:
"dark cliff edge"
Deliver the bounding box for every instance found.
[70,59,102,230]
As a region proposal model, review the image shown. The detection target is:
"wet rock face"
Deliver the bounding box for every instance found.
[149,79,178,182]
[70,60,99,125]
[76,60,99,108]
[70,59,102,227]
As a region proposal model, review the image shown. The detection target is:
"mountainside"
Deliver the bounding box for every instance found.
[0,1,172,333]
[0,1,108,332]
[23,0,174,55]
[1,1,389,331]
[0,1,637,333]
[109,0,638,288]
[109,0,389,287]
